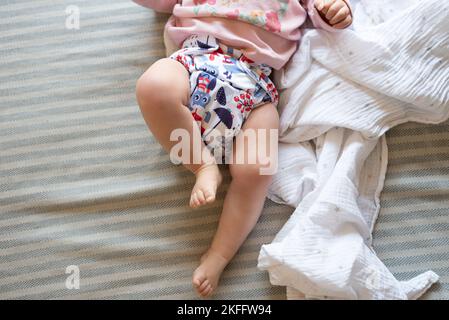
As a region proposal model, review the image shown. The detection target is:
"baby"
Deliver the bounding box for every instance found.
[135,0,352,297]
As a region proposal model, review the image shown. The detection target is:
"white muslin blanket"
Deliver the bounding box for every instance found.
[258,0,449,299]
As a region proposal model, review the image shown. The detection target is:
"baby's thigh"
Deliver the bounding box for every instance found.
[230,103,279,178]
[242,103,279,131]
[136,58,190,106]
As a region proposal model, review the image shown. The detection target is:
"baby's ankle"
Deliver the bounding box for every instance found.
[193,161,219,177]
[206,247,233,265]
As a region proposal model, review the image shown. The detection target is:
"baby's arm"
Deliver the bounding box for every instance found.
[303,0,352,30]
[132,0,179,13]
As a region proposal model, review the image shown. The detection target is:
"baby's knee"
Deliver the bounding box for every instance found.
[230,163,274,185]
[136,59,185,109]
[136,72,171,108]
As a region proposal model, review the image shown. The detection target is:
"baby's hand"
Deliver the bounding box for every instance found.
[315,0,352,29]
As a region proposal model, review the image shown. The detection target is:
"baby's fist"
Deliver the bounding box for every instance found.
[315,0,352,29]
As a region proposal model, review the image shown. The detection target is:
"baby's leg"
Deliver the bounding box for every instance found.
[136,58,222,208]
[193,103,279,297]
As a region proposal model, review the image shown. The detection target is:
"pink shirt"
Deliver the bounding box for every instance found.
[134,0,351,70]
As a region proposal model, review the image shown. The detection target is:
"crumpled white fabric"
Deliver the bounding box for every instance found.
[258,0,449,299]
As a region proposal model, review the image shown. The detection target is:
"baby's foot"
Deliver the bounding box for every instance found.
[190,163,222,209]
[192,250,229,297]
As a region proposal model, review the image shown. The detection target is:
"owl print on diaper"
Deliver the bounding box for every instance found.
[170,34,278,161]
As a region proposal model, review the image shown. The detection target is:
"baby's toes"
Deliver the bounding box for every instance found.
[189,194,194,208]
[203,189,216,204]
[190,192,200,208]
[196,190,207,206]
[192,272,206,288]
[203,284,214,297]
[198,280,210,296]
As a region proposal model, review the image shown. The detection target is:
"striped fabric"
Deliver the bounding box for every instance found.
[374,122,449,300]
[0,0,447,300]
[0,0,291,300]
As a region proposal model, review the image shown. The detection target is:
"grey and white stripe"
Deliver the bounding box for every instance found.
[374,121,449,300]
[0,0,291,300]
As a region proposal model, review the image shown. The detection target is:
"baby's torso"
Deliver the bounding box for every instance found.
[175,0,302,32]
[167,0,307,69]
[175,0,302,34]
